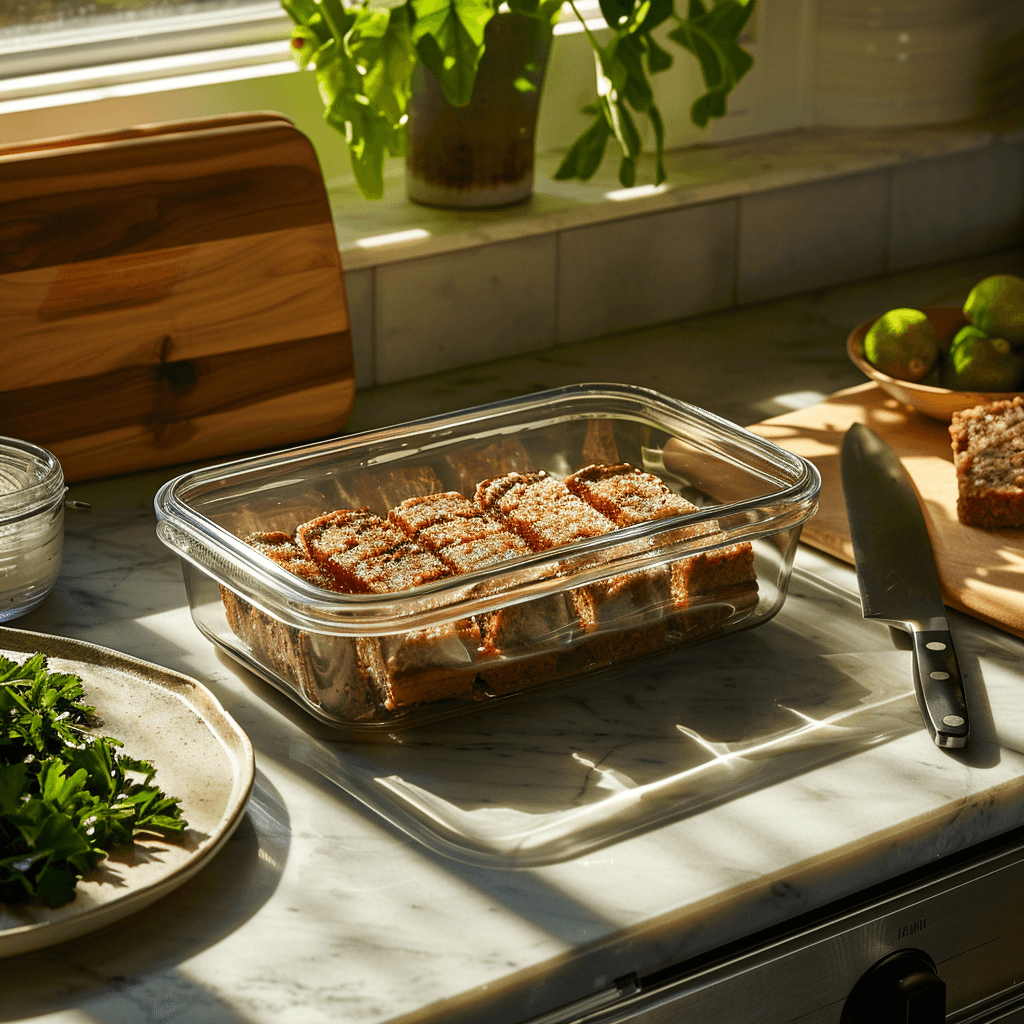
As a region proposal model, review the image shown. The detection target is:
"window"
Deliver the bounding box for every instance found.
[0,0,289,79]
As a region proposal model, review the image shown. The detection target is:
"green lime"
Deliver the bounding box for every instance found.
[940,324,1024,391]
[863,308,940,382]
[963,274,1024,344]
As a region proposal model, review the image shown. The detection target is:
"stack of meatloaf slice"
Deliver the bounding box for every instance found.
[220,532,380,720]
[221,462,758,722]
[388,491,575,693]
[563,463,757,615]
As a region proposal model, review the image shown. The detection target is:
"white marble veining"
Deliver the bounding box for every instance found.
[6,249,1024,1024]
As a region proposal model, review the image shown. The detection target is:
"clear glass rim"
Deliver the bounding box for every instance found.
[0,436,66,524]
[154,383,821,632]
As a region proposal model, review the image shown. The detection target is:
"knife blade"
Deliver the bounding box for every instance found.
[840,422,970,749]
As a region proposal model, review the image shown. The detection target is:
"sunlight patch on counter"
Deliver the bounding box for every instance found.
[355,228,432,249]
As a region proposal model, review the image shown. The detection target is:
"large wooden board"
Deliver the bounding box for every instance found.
[0,113,355,482]
[750,382,1024,639]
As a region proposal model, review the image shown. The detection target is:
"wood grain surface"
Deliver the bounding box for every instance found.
[750,382,1024,639]
[0,114,355,482]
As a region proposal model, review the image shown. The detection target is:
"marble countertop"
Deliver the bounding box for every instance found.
[5,247,1024,1024]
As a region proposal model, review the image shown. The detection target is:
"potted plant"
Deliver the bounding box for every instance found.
[282,0,755,205]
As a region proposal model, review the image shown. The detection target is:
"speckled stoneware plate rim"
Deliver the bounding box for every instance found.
[0,625,254,960]
[847,306,1023,423]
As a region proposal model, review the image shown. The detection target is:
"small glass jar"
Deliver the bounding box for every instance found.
[0,437,66,622]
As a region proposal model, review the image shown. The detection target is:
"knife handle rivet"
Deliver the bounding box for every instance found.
[930,671,951,680]
[943,715,965,727]
[926,641,947,651]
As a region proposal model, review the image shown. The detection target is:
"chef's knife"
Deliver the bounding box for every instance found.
[840,422,970,750]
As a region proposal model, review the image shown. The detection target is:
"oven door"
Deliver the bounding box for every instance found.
[526,824,1024,1024]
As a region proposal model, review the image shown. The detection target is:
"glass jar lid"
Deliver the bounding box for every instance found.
[0,437,67,526]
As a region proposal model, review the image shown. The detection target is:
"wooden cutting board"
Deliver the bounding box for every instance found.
[0,113,355,482]
[750,382,1024,640]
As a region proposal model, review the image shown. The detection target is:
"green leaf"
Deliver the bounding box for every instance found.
[589,40,641,166]
[598,0,632,31]
[554,112,611,180]
[1,654,188,908]
[596,40,629,96]
[616,34,653,112]
[346,8,418,125]
[33,864,79,908]
[611,96,641,160]
[0,762,29,813]
[289,26,322,69]
[633,0,673,33]
[410,0,495,107]
[505,0,539,15]
[698,0,755,37]
[618,154,636,188]
[281,0,320,23]
[668,0,756,128]
[324,93,396,199]
[644,34,673,73]
[647,102,666,184]
[537,0,564,25]
[316,0,354,39]
[309,24,403,199]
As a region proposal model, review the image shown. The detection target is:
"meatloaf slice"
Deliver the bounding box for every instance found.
[475,471,671,643]
[565,463,757,596]
[220,532,379,721]
[295,509,480,709]
[565,462,759,628]
[950,396,1024,528]
[389,492,575,693]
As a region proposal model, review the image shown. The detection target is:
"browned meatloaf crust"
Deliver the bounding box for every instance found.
[389,491,574,692]
[564,463,759,616]
[950,396,1024,529]
[475,470,672,638]
[295,509,481,709]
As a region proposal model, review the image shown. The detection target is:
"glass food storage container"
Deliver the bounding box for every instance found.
[0,437,66,622]
[155,384,820,737]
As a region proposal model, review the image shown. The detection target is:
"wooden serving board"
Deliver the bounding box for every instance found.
[750,382,1024,639]
[0,113,355,482]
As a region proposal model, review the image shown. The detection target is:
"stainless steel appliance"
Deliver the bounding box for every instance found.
[529,823,1024,1023]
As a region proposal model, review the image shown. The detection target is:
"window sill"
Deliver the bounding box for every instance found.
[334,115,1024,390]
[333,120,1024,271]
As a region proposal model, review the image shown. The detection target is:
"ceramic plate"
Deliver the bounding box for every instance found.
[847,305,1022,422]
[0,626,254,960]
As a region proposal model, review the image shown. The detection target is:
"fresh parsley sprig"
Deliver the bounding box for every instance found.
[0,654,187,908]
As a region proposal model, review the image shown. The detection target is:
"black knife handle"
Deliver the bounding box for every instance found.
[911,628,970,749]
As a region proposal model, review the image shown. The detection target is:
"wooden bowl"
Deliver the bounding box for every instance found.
[847,305,1023,423]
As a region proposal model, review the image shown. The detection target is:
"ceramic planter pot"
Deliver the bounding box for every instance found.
[405,11,552,209]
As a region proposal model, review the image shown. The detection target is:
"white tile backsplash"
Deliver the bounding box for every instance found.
[737,171,890,306]
[889,142,1024,272]
[342,133,1023,387]
[342,266,375,389]
[556,201,738,344]
[374,236,558,384]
